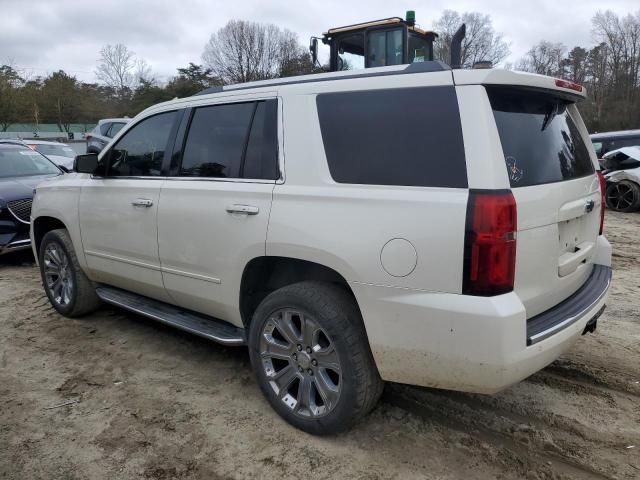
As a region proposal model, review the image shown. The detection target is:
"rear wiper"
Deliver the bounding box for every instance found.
[540,103,559,132]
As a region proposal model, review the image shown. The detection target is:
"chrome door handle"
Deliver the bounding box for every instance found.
[131,198,153,207]
[226,204,259,215]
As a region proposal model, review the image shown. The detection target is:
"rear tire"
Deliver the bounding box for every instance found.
[248,281,383,435]
[605,180,640,212]
[39,229,101,317]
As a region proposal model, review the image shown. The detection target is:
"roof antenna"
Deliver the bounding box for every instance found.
[450,23,466,69]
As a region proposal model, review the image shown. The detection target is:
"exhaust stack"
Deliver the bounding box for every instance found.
[450,23,466,69]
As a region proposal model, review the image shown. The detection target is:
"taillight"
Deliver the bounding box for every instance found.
[597,171,606,235]
[86,135,92,142]
[463,190,517,296]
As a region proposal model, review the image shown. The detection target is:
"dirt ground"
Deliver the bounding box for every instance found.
[1,212,639,480]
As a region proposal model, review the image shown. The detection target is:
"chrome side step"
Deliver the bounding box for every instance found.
[95,286,246,346]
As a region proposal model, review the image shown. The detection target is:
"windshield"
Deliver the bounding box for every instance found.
[30,143,75,158]
[0,147,60,178]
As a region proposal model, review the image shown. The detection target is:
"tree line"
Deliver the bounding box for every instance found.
[517,10,640,132]
[0,10,638,134]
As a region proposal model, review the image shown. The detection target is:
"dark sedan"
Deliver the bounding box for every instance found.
[0,144,62,255]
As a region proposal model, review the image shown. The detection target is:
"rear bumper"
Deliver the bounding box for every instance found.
[353,264,611,394]
[526,264,611,345]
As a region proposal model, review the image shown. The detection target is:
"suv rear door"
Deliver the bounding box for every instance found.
[485,86,601,317]
[156,96,279,326]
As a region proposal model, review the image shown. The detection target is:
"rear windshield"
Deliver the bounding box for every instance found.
[487,87,594,187]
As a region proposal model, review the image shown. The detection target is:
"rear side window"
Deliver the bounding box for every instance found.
[487,87,594,187]
[99,122,111,136]
[316,87,467,188]
[180,100,278,179]
[107,122,126,138]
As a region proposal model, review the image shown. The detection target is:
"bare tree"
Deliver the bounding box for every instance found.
[96,44,150,94]
[517,41,567,76]
[202,20,310,83]
[434,10,510,67]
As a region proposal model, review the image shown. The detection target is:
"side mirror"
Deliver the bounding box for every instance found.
[74,153,99,174]
[309,37,318,66]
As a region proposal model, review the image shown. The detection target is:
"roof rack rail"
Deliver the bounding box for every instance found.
[194,60,451,96]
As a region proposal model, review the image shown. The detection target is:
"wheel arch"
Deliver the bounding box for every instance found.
[239,256,359,328]
[32,216,68,256]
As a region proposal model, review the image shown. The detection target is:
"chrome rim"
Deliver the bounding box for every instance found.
[43,243,73,307]
[259,309,342,418]
[607,183,636,210]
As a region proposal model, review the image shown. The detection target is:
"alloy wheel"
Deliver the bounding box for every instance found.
[43,243,73,307]
[607,182,636,211]
[259,309,342,418]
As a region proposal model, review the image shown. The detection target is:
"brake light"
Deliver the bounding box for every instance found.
[555,79,583,93]
[597,171,606,235]
[463,190,517,296]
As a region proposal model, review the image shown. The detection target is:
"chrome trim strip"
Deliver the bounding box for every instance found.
[85,250,222,284]
[95,289,244,345]
[161,266,221,284]
[84,250,162,271]
[528,272,611,345]
[0,239,32,254]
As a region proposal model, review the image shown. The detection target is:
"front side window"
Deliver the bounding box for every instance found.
[316,87,467,188]
[336,33,365,70]
[180,100,278,180]
[105,111,176,177]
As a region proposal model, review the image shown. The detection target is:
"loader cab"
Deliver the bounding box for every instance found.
[313,13,437,72]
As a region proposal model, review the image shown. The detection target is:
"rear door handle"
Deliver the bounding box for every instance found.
[131,198,153,207]
[226,204,259,215]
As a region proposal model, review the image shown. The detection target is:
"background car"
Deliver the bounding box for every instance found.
[0,143,62,255]
[601,146,640,212]
[0,139,75,171]
[86,118,130,153]
[24,140,76,171]
[590,129,640,159]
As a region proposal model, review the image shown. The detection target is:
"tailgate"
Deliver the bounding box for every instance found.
[487,86,601,318]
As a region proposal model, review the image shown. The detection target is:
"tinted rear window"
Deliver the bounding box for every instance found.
[316,87,467,188]
[488,87,594,187]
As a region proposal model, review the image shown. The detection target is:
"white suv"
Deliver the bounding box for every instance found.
[30,62,612,435]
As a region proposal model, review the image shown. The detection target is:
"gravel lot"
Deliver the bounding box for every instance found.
[1,212,639,480]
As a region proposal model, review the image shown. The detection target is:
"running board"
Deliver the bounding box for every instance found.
[95,286,246,346]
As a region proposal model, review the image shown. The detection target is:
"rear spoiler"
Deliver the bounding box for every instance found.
[452,69,587,100]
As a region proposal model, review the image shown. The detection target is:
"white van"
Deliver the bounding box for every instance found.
[31,61,612,434]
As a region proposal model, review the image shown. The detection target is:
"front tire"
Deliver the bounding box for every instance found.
[39,229,101,317]
[248,281,383,435]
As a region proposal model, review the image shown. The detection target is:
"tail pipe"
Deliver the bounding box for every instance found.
[450,23,466,69]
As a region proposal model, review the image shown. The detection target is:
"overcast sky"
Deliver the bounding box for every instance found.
[1,0,638,83]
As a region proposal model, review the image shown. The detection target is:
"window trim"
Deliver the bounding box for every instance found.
[171,97,281,182]
[94,110,180,180]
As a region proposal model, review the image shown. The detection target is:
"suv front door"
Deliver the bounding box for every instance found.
[79,110,179,302]
[157,97,279,326]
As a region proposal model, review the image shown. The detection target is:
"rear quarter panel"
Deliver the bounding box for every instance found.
[268,74,468,294]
